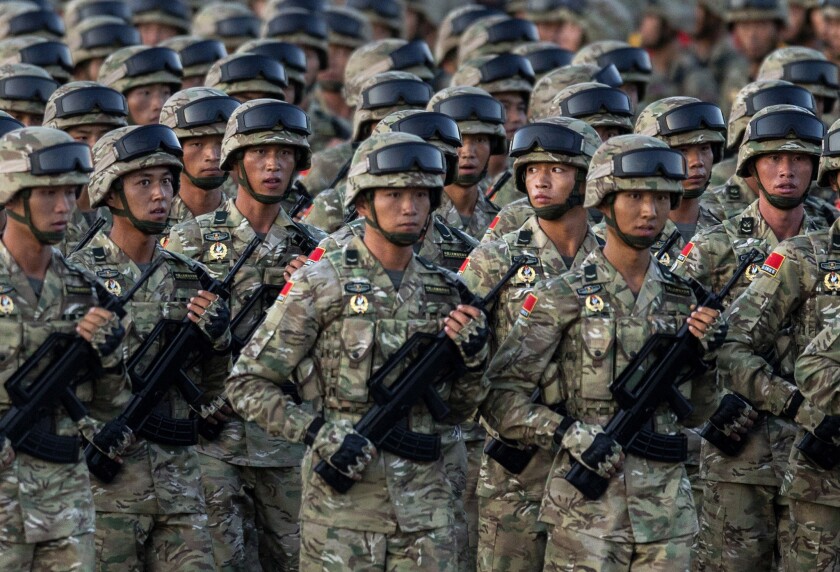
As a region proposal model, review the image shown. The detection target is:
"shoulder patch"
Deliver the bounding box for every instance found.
[305,247,326,266]
[576,284,602,296]
[663,283,692,297]
[203,231,231,242]
[726,186,741,200]
[277,281,294,303]
[583,264,598,283]
[344,282,371,294]
[345,249,359,265]
[91,247,106,263]
[516,229,532,246]
[458,257,470,275]
[520,292,538,318]
[675,242,694,266]
[425,284,452,296]
[760,252,785,278]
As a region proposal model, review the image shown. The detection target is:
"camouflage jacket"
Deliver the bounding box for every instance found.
[301,140,355,197]
[226,236,489,533]
[482,247,699,542]
[460,216,602,502]
[68,234,219,515]
[781,322,840,508]
[435,188,500,241]
[58,204,92,257]
[166,197,326,467]
[306,98,351,155]
[486,169,525,208]
[708,156,736,190]
[718,219,840,489]
[0,241,130,544]
[301,182,347,234]
[481,197,533,244]
[164,187,230,236]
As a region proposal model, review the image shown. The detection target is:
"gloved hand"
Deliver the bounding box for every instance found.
[188,290,231,350]
[307,418,376,481]
[812,415,840,446]
[707,394,757,442]
[445,305,489,368]
[555,421,623,479]
[79,416,135,461]
[0,435,14,472]
[76,307,125,369]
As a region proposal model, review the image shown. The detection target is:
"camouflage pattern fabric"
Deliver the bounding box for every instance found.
[197,453,250,571]
[707,158,738,193]
[306,98,351,155]
[435,190,500,242]
[486,171,525,209]
[164,187,230,236]
[301,141,354,197]
[58,205,92,257]
[300,183,348,234]
[482,248,699,552]
[226,235,489,536]
[481,199,533,244]
[0,241,130,570]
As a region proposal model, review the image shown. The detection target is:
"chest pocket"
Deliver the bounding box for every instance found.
[578,316,616,400]
[332,317,377,403]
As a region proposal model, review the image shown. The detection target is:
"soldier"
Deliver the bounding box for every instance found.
[192,4,260,54]
[0,126,129,570]
[481,134,720,571]
[66,16,141,82]
[128,0,191,46]
[0,3,64,40]
[523,0,595,51]
[161,37,228,90]
[98,45,183,126]
[434,6,502,88]
[572,41,652,112]
[63,0,132,28]
[512,42,573,81]
[237,40,314,107]
[757,47,839,121]
[692,0,742,106]
[69,123,224,571]
[303,71,433,232]
[459,117,603,572]
[158,87,241,232]
[225,131,491,570]
[713,104,832,571]
[319,6,371,121]
[457,15,539,65]
[346,0,404,40]
[0,63,58,126]
[167,99,325,571]
[0,36,73,84]
[527,62,624,122]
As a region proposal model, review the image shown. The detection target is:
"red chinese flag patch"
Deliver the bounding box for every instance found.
[675,241,694,265]
[301,204,314,218]
[277,281,294,303]
[760,252,785,278]
[520,293,538,318]
[305,247,325,266]
[458,257,470,275]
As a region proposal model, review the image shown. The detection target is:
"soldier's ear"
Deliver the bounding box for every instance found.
[832,172,840,194]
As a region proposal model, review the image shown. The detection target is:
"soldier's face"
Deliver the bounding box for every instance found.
[182,135,224,182]
[731,20,778,61]
[457,133,492,183]
[303,47,322,87]
[357,187,431,236]
[601,191,671,242]
[137,22,180,46]
[111,166,174,224]
[754,152,813,202]
[595,125,625,141]
[495,92,528,140]
[125,84,173,126]
[536,20,584,51]
[6,186,76,239]
[674,143,714,194]
[825,16,840,55]
[66,124,113,149]
[524,162,580,209]
[9,111,43,127]
[241,144,297,196]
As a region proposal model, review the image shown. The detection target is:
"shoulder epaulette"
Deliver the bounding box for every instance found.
[434,218,453,240]
[516,229,532,246]
[91,247,106,263]
[344,248,359,266]
[583,264,598,283]
[726,186,741,200]
[416,255,438,270]
[213,211,228,225]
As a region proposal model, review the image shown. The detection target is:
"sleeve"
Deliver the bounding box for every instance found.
[795,317,840,415]
[225,266,332,443]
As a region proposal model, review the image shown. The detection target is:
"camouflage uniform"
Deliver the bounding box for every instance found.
[167,100,325,572]
[191,4,259,54]
[710,105,829,571]
[302,144,355,199]
[0,127,129,571]
[226,132,490,571]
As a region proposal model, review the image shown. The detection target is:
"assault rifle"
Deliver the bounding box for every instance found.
[69,217,107,255]
[485,170,512,202]
[315,257,528,493]
[654,229,681,263]
[86,237,261,482]
[0,259,163,463]
[286,181,313,220]
[564,249,762,500]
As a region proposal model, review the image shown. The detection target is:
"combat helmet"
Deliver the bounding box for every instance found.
[736,104,823,209]
[220,99,311,203]
[353,71,433,142]
[634,97,726,161]
[43,81,129,130]
[98,45,182,95]
[572,40,651,100]
[428,85,507,155]
[63,0,132,28]
[511,116,601,219]
[205,53,287,101]
[343,39,436,108]
[727,79,816,151]
[0,36,73,84]
[0,2,64,39]
[825,0,840,19]
[450,53,535,98]
[346,0,403,39]
[346,132,447,245]
[0,109,23,136]
[817,117,840,188]
[523,0,601,47]
[435,5,502,66]
[512,41,573,79]
[373,108,462,186]
[67,17,140,73]
[88,124,183,235]
[236,40,306,105]
[726,0,787,26]
[0,126,92,243]
[192,4,260,53]
[0,63,58,117]
[160,36,227,85]
[458,15,539,64]
[128,0,190,35]
[528,62,623,120]
[549,81,633,135]
[262,7,328,71]
[324,6,372,50]
[757,47,839,113]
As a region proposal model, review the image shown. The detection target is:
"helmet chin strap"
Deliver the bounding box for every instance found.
[237,162,292,205]
[184,167,228,191]
[530,170,585,220]
[454,166,487,187]
[5,189,65,245]
[108,181,168,235]
[362,190,431,247]
[602,195,660,250]
[749,164,808,210]
[682,178,709,200]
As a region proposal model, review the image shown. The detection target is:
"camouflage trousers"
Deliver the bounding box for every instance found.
[94,511,215,571]
[464,439,482,571]
[198,454,250,571]
[477,496,546,572]
[694,481,790,572]
[787,499,840,571]
[441,435,469,572]
[299,519,458,571]
[544,526,693,572]
[0,531,94,571]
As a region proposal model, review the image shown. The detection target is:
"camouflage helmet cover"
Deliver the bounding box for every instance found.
[130,0,190,33]
[0,126,91,205]
[191,3,259,51]
[726,0,788,24]
[352,71,430,142]
[88,124,183,207]
[219,98,311,171]
[817,116,840,187]
[204,53,286,99]
[373,108,460,157]
[427,85,507,154]
[0,3,64,40]
[512,115,601,193]
[64,0,132,28]
[727,79,812,149]
[43,81,129,129]
[634,96,726,161]
[548,81,633,133]
[346,0,403,37]
[98,45,183,94]
[450,53,535,97]
[585,133,685,208]
[345,131,446,210]
[0,36,72,84]
[67,16,139,68]
[736,103,822,178]
[529,63,607,120]
[458,14,538,64]
[434,5,501,65]
[261,7,328,70]
[159,86,237,138]
[325,6,372,50]
[757,46,838,101]
[160,35,227,79]
[0,62,57,115]
[235,39,305,92]
[343,39,435,108]
[572,40,651,85]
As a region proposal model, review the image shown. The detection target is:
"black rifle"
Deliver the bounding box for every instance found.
[86,237,261,482]
[69,217,106,255]
[654,229,681,262]
[286,181,313,220]
[0,259,163,463]
[315,257,528,493]
[485,169,512,202]
[564,249,762,500]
